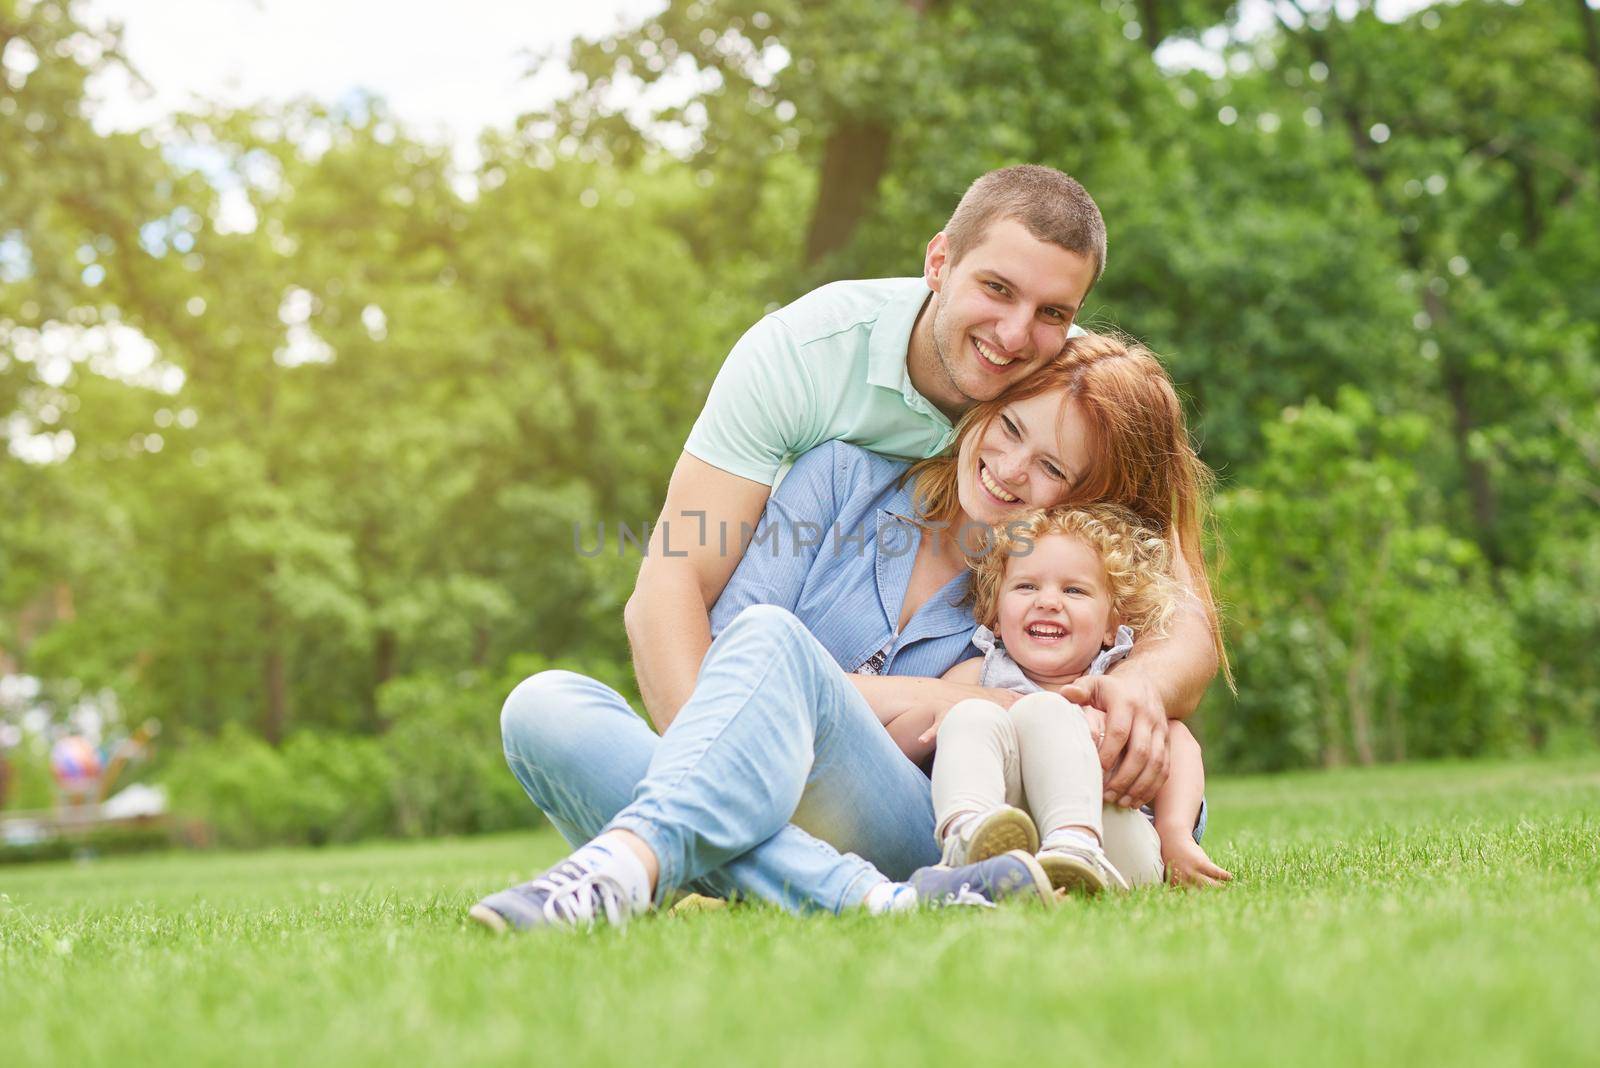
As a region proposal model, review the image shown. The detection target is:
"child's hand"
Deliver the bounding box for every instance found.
[917,705,951,745]
[1159,831,1233,888]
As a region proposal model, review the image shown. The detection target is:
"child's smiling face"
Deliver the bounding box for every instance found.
[995,532,1118,685]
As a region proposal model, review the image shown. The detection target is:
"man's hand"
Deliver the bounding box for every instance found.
[1058,673,1170,808]
[1076,703,1106,748]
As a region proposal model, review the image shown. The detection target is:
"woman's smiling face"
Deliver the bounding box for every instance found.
[955,389,1090,527]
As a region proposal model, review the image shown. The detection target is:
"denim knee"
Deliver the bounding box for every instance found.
[714,603,808,652]
[500,669,608,768]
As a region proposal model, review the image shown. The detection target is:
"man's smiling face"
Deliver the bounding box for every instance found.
[918,217,1099,415]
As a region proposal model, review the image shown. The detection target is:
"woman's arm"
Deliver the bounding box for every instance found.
[864,659,1017,763]
[1150,721,1232,887]
[856,657,983,721]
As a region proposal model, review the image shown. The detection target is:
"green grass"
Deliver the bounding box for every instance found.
[4,758,1599,1067]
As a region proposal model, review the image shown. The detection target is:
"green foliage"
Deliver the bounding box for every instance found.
[0,733,55,810]
[1207,388,1528,770]
[158,653,637,847]
[3,0,1598,795]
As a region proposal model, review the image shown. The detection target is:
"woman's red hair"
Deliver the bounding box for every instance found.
[906,331,1229,682]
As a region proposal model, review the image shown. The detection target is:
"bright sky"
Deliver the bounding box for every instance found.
[85,0,667,160]
[81,0,1456,146]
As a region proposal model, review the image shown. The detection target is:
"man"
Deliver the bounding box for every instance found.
[625,164,1217,810]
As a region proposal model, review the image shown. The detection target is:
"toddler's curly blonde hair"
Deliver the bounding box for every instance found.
[970,504,1183,641]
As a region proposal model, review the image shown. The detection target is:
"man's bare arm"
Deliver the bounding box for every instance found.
[1059,539,1221,808]
[1107,583,1219,721]
[623,453,771,732]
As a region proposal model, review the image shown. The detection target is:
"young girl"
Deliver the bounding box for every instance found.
[918,504,1232,894]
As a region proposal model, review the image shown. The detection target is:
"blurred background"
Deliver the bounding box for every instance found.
[2,0,1597,855]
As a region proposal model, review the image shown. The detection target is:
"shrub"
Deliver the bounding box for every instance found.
[160,652,640,848]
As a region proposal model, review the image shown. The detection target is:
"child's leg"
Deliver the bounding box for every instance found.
[1100,805,1164,886]
[1007,691,1104,843]
[929,698,1024,840]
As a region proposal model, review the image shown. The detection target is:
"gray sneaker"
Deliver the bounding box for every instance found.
[469,852,646,933]
[1036,842,1131,896]
[939,805,1040,868]
[907,849,1055,908]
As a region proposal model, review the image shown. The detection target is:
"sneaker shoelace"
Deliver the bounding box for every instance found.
[519,858,633,928]
[543,871,630,927]
[939,882,996,909]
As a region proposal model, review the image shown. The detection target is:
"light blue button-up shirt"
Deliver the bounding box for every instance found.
[709,440,980,678]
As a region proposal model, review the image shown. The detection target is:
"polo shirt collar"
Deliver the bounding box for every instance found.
[866,280,935,394]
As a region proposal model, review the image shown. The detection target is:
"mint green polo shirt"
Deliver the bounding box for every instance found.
[684,277,955,486]
[685,277,1084,486]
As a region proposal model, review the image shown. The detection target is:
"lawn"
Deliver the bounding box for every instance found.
[3,758,1598,1067]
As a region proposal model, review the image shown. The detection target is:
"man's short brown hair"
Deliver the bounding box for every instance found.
[943,165,1107,287]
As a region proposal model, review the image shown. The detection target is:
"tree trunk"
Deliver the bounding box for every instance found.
[1575,0,1600,152]
[1425,287,1502,566]
[369,628,397,730]
[801,0,943,268]
[262,588,288,746]
[1136,0,1164,51]
[1299,25,1503,567]
[803,117,893,269]
[1345,535,1390,766]
[262,643,287,745]
[1384,687,1406,762]
[1304,600,1346,767]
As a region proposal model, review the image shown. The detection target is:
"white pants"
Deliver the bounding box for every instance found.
[930,691,1164,887]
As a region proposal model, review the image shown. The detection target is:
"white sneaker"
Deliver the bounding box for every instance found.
[939,805,1040,868]
[1035,841,1130,896]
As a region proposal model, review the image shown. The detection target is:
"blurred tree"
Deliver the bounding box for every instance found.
[1,0,201,717]
[1230,0,1600,568]
[2,0,1596,787]
[1211,388,1525,769]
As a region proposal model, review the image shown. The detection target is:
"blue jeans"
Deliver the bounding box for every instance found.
[499,604,942,914]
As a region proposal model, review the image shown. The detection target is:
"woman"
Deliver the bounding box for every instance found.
[471,333,1219,930]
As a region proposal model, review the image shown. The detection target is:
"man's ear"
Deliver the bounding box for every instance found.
[923,231,950,293]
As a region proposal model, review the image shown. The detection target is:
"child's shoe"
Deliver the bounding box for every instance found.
[939,805,1040,867]
[1036,841,1131,896]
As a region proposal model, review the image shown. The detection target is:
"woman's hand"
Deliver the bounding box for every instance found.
[1158,828,1233,888]
[1059,672,1170,808]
